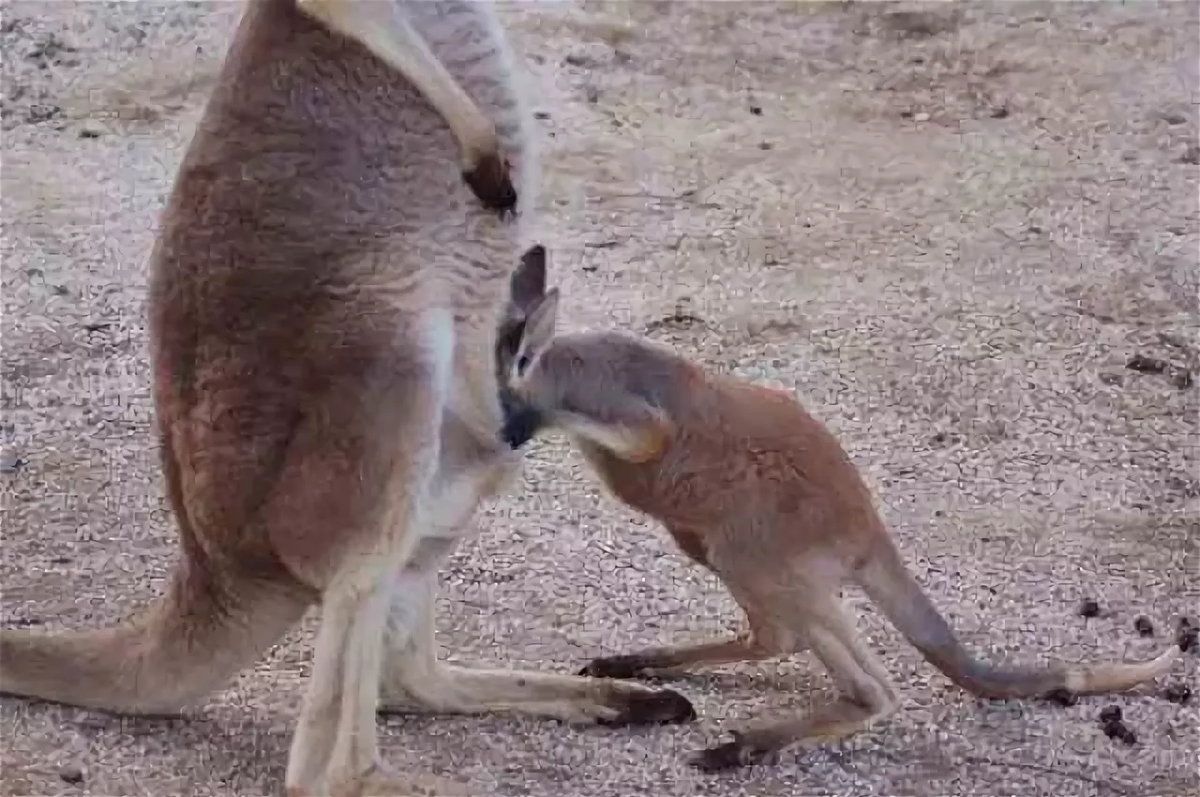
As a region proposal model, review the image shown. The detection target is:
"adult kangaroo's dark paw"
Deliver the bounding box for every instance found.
[596,685,697,727]
[691,732,771,772]
[462,151,517,215]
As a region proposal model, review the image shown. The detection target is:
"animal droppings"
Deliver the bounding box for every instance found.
[1176,617,1198,653]
[1102,719,1138,746]
[1163,683,1192,705]
[1126,353,1168,374]
[1133,616,1155,637]
[1078,599,1101,618]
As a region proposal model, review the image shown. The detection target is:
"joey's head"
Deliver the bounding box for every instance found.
[495,244,560,449]
[504,280,564,410]
[495,244,548,385]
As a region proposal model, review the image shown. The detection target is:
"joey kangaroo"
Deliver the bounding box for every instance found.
[0,4,693,796]
[497,266,1184,772]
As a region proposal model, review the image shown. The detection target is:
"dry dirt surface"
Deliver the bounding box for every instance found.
[2,1,1198,795]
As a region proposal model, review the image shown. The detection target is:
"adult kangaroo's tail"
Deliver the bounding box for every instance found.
[855,538,1181,699]
[0,551,310,715]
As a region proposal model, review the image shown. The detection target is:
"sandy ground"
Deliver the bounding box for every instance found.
[1,1,1198,795]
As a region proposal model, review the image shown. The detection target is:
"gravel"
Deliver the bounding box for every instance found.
[2,2,1198,796]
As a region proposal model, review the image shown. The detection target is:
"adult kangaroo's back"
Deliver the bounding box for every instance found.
[0,3,694,796]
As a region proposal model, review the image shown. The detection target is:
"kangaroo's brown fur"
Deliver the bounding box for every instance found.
[0,4,694,796]
[499,263,1183,771]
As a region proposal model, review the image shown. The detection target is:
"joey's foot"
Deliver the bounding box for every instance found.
[594,683,697,727]
[579,655,661,681]
[461,151,517,215]
[691,732,773,772]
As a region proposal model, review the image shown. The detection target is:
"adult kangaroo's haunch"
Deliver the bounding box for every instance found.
[498,259,1183,772]
[0,3,693,796]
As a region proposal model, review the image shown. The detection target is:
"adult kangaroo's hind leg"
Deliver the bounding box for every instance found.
[694,575,898,772]
[296,0,517,212]
[273,311,465,797]
[379,548,696,726]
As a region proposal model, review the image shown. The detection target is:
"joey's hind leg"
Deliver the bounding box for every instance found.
[379,568,696,726]
[579,569,806,680]
[693,582,898,771]
[579,626,797,681]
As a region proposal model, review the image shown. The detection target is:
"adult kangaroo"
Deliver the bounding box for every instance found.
[0,3,694,795]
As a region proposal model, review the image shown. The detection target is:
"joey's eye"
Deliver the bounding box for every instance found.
[515,353,531,375]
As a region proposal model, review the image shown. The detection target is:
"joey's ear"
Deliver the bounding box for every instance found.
[510,244,547,312]
[520,287,560,355]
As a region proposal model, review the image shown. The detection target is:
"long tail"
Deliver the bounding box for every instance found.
[854,538,1181,699]
[0,551,311,715]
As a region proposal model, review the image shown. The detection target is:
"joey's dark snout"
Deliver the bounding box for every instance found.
[499,390,544,449]
[501,406,543,449]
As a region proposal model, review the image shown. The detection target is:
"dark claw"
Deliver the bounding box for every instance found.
[691,733,768,772]
[597,687,697,727]
[578,655,651,680]
[462,152,518,215]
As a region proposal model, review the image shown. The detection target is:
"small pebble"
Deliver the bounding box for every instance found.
[913,111,931,122]
[1098,705,1122,724]
[1126,353,1168,374]
[1078,599,1101,618]
[1133,616,1155,637]
[749,104,763,116]
[1163,683,1192,705]
[58,764,84,785]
